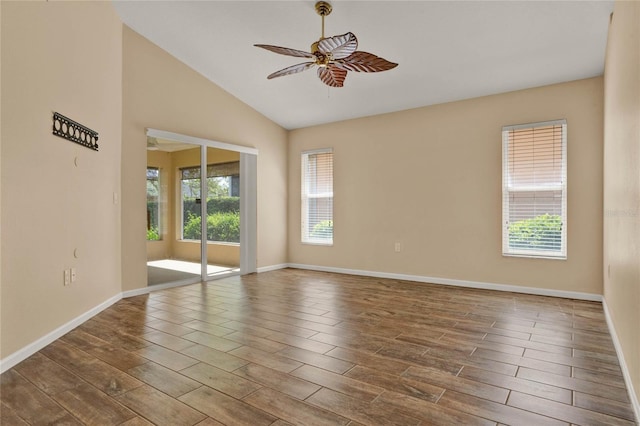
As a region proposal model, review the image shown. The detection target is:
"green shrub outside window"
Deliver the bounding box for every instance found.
[508,214,562,251]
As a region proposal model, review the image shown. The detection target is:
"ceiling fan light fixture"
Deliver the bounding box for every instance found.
[254,1,398,88]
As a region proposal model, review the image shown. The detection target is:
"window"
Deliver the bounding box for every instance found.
[502,120,567,259]
[146,167,161,241]
[180,161,240,243]
[301,149,333,244]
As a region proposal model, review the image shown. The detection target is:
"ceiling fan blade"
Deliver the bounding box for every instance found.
[317,32,358,59]
[317,65,347,87]
[267,62,315,79]
[254,44,314,59]
[335,51,398,73]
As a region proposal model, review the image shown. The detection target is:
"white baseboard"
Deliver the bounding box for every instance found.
[286,263,603,302]
[0,264,606,379]
[257,263,288,273]
[0,293,122,374]
[1,276,201,372]
[603,298,640,423]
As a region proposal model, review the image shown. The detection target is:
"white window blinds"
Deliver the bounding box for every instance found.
[301,149,333,245]
[502,120,567,259]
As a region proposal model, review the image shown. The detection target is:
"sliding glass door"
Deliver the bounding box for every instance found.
[146,130,257,287]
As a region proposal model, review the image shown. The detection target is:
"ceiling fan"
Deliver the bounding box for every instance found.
[146,137,160,151]
[254,1,398,88]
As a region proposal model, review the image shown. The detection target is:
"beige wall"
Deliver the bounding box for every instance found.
[148,146,241,266]
[603,1,640,411]
[289,77,604,295]
[122,26,288,291]
[146,149,173,260]
[0,2,122,357]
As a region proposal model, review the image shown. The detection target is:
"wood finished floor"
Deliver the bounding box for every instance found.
[1,269,637,425]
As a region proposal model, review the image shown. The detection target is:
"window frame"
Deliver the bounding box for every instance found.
[179,166,201,241]
[502,119,567,259]
[146,167,162,241]
[179,161,240,242]
[301,148,334,246]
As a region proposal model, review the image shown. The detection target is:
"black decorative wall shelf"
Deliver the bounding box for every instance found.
[52,112,99,151]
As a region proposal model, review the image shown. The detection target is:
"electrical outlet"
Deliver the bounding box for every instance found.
[395,242,401,253]
[64,269,70,286]
[71,268,77,283]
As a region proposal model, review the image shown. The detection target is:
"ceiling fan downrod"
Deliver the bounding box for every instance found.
[315,1,332,39]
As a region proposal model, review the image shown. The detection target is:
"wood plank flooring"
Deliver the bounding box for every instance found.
[1,269,637,425]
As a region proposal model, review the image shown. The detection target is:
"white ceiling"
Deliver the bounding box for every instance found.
[113,1,613,130]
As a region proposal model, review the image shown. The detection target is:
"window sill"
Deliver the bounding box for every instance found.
[301,241,333,247]
[503,252,566,260]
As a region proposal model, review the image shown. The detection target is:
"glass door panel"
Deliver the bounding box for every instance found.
[204,147,241,279]
[146,138,204,286]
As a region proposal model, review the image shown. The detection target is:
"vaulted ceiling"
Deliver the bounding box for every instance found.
[114,1,613,130]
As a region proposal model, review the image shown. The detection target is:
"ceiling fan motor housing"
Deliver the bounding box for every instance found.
[311,41,331,65]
